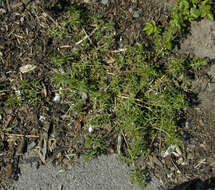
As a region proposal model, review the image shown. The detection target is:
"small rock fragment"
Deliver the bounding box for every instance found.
[133,11,139,18]
[161,145,180,158]
[53,93,60,102]
[101,0,108,5]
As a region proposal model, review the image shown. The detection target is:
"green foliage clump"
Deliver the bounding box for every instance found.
[6,79,42,106]
[51,7,188,160]
[143,0,214,54]
[50,3,209,187]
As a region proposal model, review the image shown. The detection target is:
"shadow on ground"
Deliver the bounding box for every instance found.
[171,177,215,190]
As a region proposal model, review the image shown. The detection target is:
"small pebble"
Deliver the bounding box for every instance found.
[133,11,139,18]
[67,164,73,170]
[39,115,46,121]
[20,17,24,23]
[31,161,40,169]
[53,93,60,102]
[185,121,190,128]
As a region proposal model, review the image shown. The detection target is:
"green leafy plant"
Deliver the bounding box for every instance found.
[5,94,22,107]
[144,0,214,55]
[50,3,208,187]
[18,79,42,105]
[143,20,160,36]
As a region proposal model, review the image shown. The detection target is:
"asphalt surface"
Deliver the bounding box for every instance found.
[14,154,160,190]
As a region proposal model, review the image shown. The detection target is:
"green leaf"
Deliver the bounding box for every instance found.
[179,0,190,10]
[201,0,212,6]
[143,21,159,36]
[191,0,201,4]
[200,4,212,18]
[190,7,201,19]
[207,12,213,20]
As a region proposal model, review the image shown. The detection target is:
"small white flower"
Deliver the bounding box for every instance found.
[81,92,88,100]
[88,125,94,133]
[53,93,60,102]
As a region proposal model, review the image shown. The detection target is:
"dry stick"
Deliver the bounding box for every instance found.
[75,28,96,46]
[171,157,181,174]
[1,133,39,138]
[111,48,127,53]
[83,28,93,44]
[60,27,98,48]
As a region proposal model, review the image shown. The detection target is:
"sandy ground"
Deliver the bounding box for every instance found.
[180,18,215,59]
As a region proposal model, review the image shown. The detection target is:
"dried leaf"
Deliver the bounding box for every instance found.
[19,64,37,73]
[42,82,47,97]
[37,132,48,163]
[48,137,57,152]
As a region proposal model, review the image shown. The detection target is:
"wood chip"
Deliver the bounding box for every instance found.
[117,134,122,155]
[57,184,63,190]
[19,64,37,73]
[4,162,13,178]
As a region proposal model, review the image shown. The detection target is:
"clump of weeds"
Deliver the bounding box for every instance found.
[49,1,210,187]
[5,79,43,107]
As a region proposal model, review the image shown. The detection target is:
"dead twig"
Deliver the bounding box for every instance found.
[60,27,98,49]
[111,48,127,53]
[1,133,39,138]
